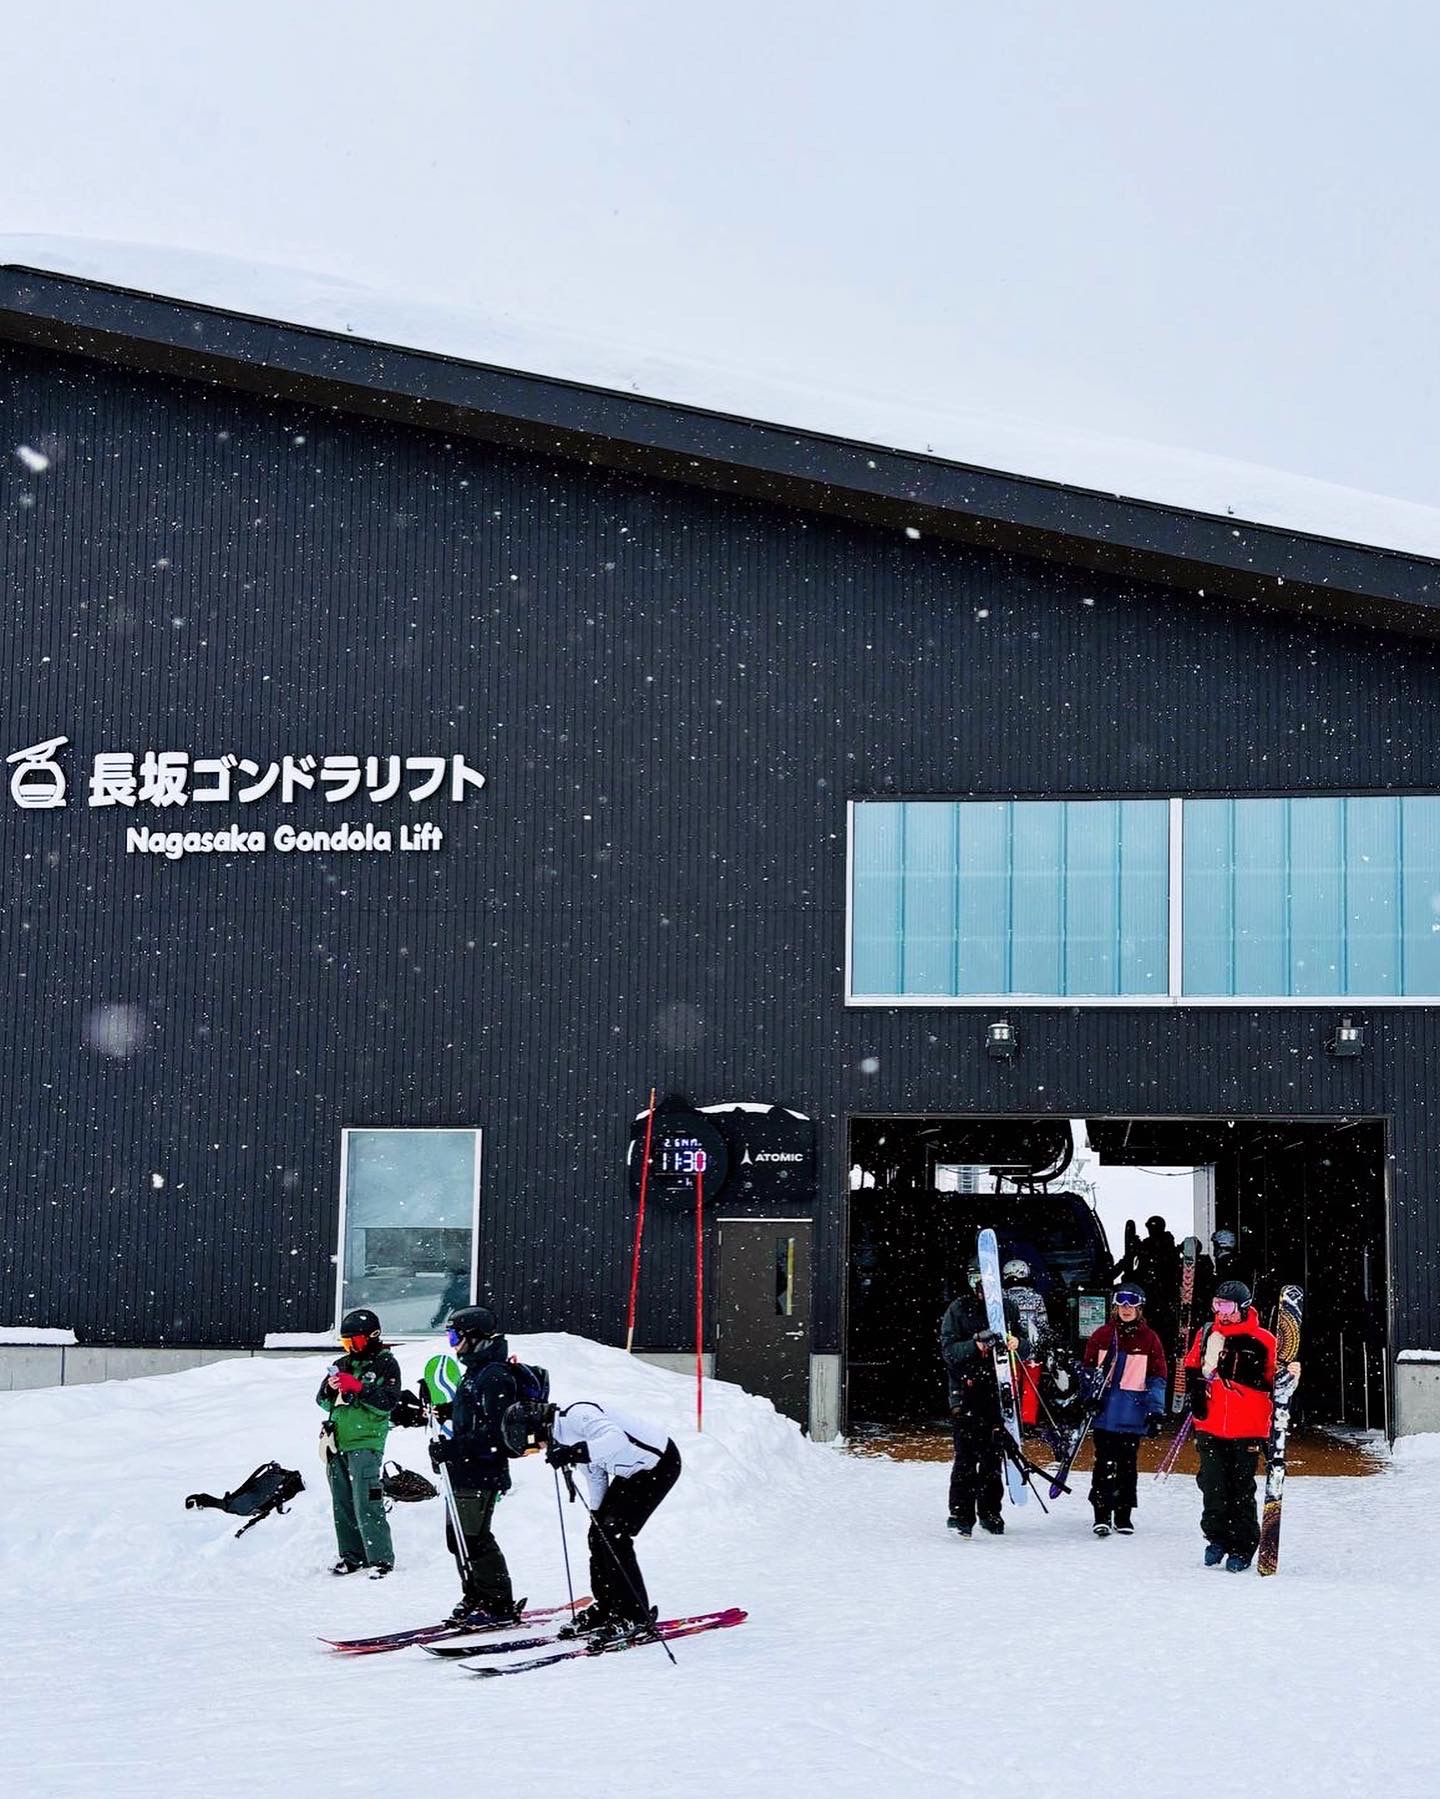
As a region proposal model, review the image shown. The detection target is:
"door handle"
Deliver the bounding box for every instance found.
[784,1329,806,1338]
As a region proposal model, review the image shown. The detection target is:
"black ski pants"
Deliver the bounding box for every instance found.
[1089,1428,1140,1524]
[590,1440,681,1623]
[446,1484,515,1613]
[948,1410,1004,1528]
[1195,1435,1263,1561]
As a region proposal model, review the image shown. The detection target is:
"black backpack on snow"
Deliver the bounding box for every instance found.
[185,1461,305,1538]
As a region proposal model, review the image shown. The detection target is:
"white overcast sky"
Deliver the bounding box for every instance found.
[4,1,1438,511]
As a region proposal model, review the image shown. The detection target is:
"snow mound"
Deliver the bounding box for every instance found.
[5,1338,1440,1796]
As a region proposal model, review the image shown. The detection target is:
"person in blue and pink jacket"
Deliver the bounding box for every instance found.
[1082,1286,1168,1538]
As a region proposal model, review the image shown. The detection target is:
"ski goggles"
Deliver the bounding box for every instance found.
[1114,1290,1144,1307]
[1210,1298,1240,1318]
[339,1333,369,1352]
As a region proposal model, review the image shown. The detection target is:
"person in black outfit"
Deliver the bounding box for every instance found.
[428,1304,521,1624]
[939,1260,1019,1537]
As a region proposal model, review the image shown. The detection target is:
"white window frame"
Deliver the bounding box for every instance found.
[334,1126,483,1330]
[844,796,1440,1009]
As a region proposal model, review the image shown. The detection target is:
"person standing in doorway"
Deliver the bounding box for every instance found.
[940,1260,1019,1538]
[428,1304,523,1624]
[1082,1286,1168,1537]
[1183,1280,1280,1571]
[317,1307,401,1577]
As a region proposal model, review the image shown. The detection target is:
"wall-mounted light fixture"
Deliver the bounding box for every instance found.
[986,1018,1019,1061]
[1328,1014,1365,1058]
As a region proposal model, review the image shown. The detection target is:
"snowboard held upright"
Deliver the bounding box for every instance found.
[1257,1283,1303,1577]
[977,1228,1027,1507]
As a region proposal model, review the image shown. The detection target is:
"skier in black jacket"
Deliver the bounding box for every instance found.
[428,1305,522,1624]
[940,1261,1020,1537]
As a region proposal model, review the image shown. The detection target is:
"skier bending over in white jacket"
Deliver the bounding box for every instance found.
[503,1397,682,1644]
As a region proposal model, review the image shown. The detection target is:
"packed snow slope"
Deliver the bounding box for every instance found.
[3,1337,1437,1798]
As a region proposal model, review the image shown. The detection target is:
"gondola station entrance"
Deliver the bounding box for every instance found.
[845,1114,1390,1446]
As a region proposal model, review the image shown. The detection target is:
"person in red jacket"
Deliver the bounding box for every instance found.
[1182,1279,1278,1571]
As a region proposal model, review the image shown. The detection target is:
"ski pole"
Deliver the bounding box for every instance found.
[553,1466,577,1621]
[423,1379,472,1583]
[1154,1411,1194,1482]
[562,1472,678,1668]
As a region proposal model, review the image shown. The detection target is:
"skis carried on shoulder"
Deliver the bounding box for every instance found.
[464,1607,747,1678]
[321,1596,591,1655]
[1173,1236,1200,1413]
[426,1606,739,1660]
[1257,1284,1303,1577]
[977,1228,1026,1506]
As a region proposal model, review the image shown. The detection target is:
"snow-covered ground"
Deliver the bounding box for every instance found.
[2,1337,1434,1798]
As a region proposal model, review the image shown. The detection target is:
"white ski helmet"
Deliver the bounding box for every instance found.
[1002,1257,1030,1282]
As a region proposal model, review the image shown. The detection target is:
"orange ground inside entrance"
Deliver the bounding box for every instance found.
[846,1425,1385,1478]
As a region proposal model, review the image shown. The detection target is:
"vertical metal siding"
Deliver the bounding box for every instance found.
[4,340,1440,1355]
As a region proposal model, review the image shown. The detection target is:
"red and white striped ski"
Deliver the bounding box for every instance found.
[464,1607,748,1678]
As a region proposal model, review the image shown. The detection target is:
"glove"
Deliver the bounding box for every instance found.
[1185,1370,1210,1421]
[1145,1413,1164,1437]
[334,1371,363,1397]
[428,1438,453,1470]
[545,1440,589,1470]
[974,1330,1000,1350]
[435,1402,454,1426]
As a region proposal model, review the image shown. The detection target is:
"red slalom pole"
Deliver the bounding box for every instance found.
[695,1159,705,1433]
[624,1088,657,1353]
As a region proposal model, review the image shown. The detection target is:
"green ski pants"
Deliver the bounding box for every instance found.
[327,1448,395,1568]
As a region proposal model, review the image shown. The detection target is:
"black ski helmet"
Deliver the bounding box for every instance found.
[339,1307,381,1339]
[501,1399,554,1457]
[1213,1278,1252,1308]
[1145,1214,1166,1233]
[448,1304,500,1341]
[966,1257,983,1288]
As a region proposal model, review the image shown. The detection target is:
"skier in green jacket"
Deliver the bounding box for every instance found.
[317,1307,402,1577]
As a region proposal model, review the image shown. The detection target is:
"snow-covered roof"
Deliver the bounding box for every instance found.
[6,233,1440,568]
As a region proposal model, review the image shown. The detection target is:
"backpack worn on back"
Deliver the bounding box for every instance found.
[509,1358,549,1404]
[185,1461,305,1538]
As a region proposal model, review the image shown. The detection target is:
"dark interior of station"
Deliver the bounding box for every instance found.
[845,1114,1389,1435]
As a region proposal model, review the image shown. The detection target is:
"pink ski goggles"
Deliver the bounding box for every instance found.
[1211,1298,1241,1318]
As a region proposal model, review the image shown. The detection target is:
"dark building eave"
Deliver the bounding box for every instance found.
[2,263,1438,636]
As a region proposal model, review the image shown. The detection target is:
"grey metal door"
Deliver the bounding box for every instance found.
[715,1218,812,1424]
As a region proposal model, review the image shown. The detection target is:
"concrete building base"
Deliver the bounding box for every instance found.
[1395,1351,1440,1435]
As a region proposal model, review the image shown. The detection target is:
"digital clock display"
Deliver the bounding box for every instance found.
[657,1142,708,1177]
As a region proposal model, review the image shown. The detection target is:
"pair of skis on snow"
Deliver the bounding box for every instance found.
[322,1598,747,1676]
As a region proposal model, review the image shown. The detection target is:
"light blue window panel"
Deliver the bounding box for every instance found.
[1181,796,1440,997]
[340,1129,480,1335]
[850,799,1169,998]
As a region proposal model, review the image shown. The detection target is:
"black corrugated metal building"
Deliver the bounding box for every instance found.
[3,265,1440,1436]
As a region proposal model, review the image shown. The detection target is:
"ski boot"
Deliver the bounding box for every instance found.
[368,1562,393,1581]
[1092,1512,1112,1538]
[330,1559,364,1576]
[1224,1553,1252,1573]
[978,1514,1005,1536]
[947,1514,973,1539]
[558,1603,612,1640]
[1204,1542,1226,1567]
[1113,1511,1134,1536]
[589,1608,659,1650]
